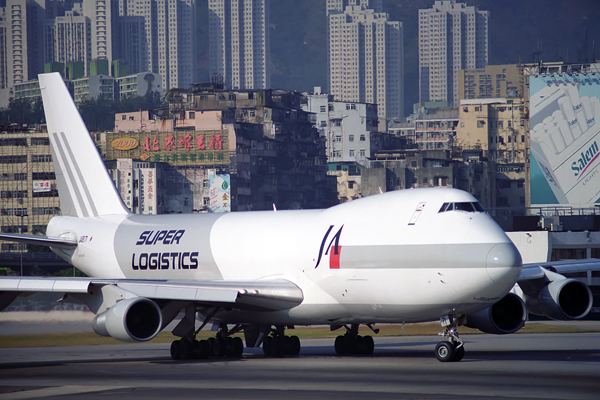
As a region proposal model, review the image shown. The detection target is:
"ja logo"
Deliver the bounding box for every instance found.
[314,225,344,269]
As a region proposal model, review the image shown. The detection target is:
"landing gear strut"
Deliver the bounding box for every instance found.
[262,326,301,356]
[435,315,464,362]
[334,324,375,356]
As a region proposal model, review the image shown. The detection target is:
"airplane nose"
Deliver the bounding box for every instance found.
[486,242,522,285]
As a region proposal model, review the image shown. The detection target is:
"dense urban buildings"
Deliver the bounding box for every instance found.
[458,64,524,101]
[208,0,270,90]
[0,126,59,251]
[1,0,46,90]
[327,0,403,120]
[418,0,489,107]
[106,84,337,212]
[0,0,195,99]
[302,88,385,163]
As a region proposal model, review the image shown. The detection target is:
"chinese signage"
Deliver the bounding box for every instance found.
[139,168,157,214]
[106,130,229,166]
[117,159,133,210]
[529,73,600,205]
[33,180,51,193]
[209,174,231,213]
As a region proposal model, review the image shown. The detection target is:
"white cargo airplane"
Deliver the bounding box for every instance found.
[0,73,596,362]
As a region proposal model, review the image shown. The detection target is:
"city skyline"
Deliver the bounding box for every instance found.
[0,0,598,117]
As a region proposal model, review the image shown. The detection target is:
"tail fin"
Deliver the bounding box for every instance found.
[39,73,129,217]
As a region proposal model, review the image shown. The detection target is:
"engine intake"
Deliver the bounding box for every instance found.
[92,297,162,342]
[466,293,527,334]
[527,279,593,320]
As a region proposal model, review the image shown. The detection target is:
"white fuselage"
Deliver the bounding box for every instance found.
[47,188,522,325]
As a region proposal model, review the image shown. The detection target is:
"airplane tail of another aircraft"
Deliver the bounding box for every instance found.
[39,73,129,218]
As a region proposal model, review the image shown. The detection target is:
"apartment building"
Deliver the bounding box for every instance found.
[208,0,270,90]
[419,0,489,107]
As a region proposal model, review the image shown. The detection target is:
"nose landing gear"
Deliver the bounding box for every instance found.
[435,315,465,362]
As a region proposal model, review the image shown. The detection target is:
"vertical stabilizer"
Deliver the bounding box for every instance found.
[39,73,129,217]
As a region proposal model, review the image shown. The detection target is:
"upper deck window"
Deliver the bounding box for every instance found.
[438,202,485,213]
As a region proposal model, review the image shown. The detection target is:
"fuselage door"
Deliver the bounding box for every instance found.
[408,202,426,225]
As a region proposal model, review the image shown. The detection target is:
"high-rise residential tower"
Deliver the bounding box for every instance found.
[122,0,197,90]
[327,1,403,120]
[1,0,46,89]
[54,4,91,70]
[83,0,118,65]
[208,0,270,90]
[418,0,489,107]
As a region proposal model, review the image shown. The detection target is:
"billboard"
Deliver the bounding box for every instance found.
[209,174,231,213]
[529,73,600,205]
[139,168,157,214]
[105,129,229,167]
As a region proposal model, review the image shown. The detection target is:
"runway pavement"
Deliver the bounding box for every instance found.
[1,333,599,399]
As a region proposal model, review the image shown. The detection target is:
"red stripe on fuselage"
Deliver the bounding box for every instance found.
[330,245,342,269]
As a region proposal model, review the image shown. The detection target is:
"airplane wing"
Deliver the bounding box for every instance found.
[518,259,600,281]
[0,277,303,312]
[0,232,77,250]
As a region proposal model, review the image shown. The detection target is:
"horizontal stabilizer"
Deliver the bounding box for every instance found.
[0,233,77,250]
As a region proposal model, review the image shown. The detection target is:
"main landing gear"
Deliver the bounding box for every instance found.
[262,326,301,356]
[435,315,465,362]
[170,324,244,360]
[334,324,376,356]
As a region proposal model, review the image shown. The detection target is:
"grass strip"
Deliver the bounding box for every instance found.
[1,322,598,348]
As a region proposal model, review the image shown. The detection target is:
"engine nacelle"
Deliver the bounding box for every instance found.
[466,293,527,334]
[92,297,162,342]
[527,278,593,320]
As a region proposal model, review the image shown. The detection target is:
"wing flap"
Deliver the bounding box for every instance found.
[0,277,91,293]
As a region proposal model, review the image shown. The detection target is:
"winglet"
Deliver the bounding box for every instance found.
[39,73,129,217]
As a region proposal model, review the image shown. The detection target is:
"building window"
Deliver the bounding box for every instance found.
[349,150,355,157]
[360,134,365,141]
[349,135,354,142]
[320,121,327,127]
[477,120,485,128]
[320,106,326,112]
[359,149,365,157]
[189,112,195,119]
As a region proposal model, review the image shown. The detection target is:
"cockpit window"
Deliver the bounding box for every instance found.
[438,202,486,213]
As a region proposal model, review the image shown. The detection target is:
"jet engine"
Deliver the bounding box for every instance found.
[526,278,592,320]
[92,297,162,342]
[465,293,527,334]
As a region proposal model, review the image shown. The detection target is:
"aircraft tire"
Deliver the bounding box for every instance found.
[361,335,374,355]
[334,335,346,355]
[170,340,182,360]
[453,344,465,362]
[286,335,301,356]
[213,336,227,357]
[435,341,455,362]
[181,340,194,360]
[230,337,244,357]
[196,340,211,359]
